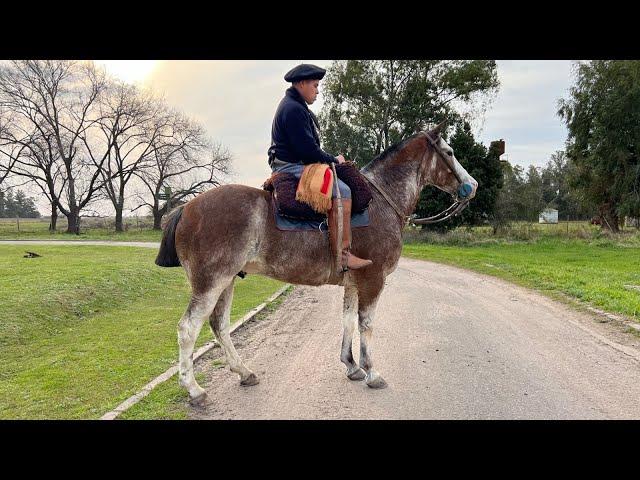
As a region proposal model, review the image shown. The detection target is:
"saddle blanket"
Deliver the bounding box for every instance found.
[273,200,370,231]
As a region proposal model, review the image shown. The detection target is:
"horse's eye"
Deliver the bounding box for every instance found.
[447,151,453,156]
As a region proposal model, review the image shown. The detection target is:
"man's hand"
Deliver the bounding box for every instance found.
[335,154,346,164]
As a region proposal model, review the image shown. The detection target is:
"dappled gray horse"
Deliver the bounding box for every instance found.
[156,123,478,405]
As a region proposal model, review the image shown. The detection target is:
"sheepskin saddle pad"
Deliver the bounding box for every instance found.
[262,161,373,223]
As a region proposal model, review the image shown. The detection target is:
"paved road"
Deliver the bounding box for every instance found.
[190,257,640,419]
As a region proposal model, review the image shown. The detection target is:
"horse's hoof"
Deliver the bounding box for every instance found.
[190,391,208,407]
[366,376,388,389]
[240,373,260,387]
[347,368,366,381]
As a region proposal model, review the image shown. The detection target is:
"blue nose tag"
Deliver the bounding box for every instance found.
[458,183,473,198]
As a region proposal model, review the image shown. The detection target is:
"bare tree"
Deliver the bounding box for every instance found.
[0,107,67,229]
[0,144,23,188]
[93,82,166,231]
[0,60,111,234]
[0,111,22,187]
[8,133,68,230]
[132,111,232,229]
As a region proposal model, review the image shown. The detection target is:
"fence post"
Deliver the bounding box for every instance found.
[16,216,19,233]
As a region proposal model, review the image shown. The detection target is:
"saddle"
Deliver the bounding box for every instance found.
[262,161,373,222]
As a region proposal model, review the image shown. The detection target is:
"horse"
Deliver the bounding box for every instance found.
[156,122,478,406]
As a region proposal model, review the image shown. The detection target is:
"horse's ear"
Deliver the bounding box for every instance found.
[431,120,447,135]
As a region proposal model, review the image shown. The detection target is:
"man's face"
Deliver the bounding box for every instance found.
[297,79,320,104]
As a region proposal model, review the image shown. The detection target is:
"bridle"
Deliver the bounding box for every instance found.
[363,131,473,226]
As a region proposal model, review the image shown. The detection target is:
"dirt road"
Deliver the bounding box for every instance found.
[191,257,640,419]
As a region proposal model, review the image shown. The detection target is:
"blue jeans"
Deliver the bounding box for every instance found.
[270,159,351,199]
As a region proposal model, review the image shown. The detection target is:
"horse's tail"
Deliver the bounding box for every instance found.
[155,206,185,267]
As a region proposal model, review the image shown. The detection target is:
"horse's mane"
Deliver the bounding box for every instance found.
[362,133,421,170]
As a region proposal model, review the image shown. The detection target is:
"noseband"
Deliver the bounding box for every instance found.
[363,132,472,226]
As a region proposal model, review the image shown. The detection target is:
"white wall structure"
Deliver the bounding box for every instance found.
[539,208,559,224]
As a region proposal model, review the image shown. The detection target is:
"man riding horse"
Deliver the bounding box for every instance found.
[156,63,479,403]
[267,63,372,271]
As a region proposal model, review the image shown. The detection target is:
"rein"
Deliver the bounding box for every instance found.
[362,132,471,226]
[363,173,413,226]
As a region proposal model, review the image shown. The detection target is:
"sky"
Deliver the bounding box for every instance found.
[98,60,576,189]
[8,60,576,216]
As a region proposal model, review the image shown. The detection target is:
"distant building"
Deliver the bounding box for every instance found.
[539,208,558,224]
[491,139,506,156]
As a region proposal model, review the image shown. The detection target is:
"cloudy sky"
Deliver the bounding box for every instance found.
[8,60,575,215]
[99,60,576,190]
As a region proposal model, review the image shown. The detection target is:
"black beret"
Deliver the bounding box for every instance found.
[284,64,326,83]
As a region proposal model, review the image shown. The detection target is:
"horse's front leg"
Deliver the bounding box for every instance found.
[356,275,388,389]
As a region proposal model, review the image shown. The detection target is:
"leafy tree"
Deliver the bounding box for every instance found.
[320,60,499,167]
[0,189,40,218]
[540,151,591,220]
[13,190,40,217]
[521,165,545,222]
[558,60,640,231]
[490,162,530,230]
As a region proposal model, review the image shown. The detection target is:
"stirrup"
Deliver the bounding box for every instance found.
[340,251,350,273]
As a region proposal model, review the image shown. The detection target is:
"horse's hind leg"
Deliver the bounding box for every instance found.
[209,279,259,387]
[178,283,227,406]
[341,281,366,381]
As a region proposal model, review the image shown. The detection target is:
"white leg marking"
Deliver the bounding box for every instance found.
[178,288,223,399]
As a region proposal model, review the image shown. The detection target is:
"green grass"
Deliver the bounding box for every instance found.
[0,245,284,419]
[119,287,293,420]
[402,238,640,322]
[0,217,162,241]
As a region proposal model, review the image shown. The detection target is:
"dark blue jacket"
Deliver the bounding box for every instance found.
[268,87,337,166]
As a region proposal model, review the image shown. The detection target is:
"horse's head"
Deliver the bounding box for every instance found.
[417,122,478,203]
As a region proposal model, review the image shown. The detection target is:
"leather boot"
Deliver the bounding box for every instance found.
[328,198,373,271]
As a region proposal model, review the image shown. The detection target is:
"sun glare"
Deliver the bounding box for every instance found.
[96,60,159,85]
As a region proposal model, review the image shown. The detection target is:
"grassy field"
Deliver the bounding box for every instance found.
[402,227,640,323]
[0,217,162,241]
[0,244,284,419]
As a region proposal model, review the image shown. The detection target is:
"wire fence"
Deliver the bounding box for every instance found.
[0,216,157,234]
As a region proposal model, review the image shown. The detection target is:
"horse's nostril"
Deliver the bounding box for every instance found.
[458,183,474,198]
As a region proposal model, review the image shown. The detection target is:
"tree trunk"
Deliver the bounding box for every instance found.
[115,207,124,232]
[66,208,81,235]
[599,202,620,232]
[49,203,58,232]
[114,190,125,232]
[153,208,162,230]
[64,163,81,235]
